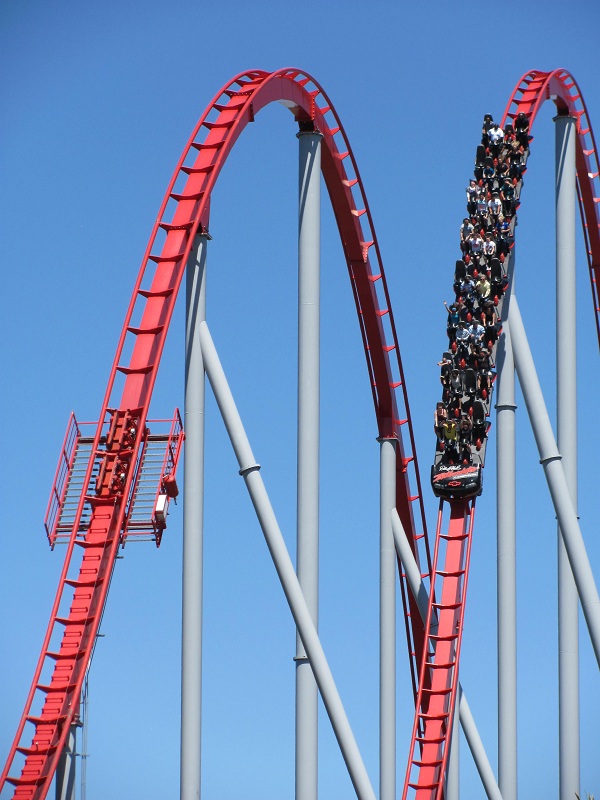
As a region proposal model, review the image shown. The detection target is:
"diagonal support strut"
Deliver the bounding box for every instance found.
[199,320,376,800]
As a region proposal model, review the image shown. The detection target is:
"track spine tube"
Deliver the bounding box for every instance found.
[391,509,503,800]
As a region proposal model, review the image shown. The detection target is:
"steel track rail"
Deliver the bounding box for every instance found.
[404,68,600,800]
[0,68,428,799]
[403,500,474,800]
[502,69,600,348]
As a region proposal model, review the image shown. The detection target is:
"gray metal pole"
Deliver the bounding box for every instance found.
[296,130,322,800]
[555,112,580,800]
[55,723,77,800]
[199,320,376,800]
[496,278,518,800]
[390,509,503,800]
[509,297,600,664]
[379,437,397,800]
[181,232,208,800]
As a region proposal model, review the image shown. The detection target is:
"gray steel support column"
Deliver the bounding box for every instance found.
[181,232,208,800]
[555,112,580,800]
[496,308,517,800]
[379,438,397,800]
[296,130,322,800]
[509,297,600,664]
[391,509,503,800]
[199,321,376,800]
[55,724,77,800]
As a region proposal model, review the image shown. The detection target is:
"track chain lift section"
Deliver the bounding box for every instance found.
[44,409,183,548]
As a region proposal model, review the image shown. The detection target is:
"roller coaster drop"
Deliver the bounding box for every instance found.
[1,68,599,800]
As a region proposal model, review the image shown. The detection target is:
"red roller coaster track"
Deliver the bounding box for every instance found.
[0,68,429,799]
[402,68,600,799]
[2,67,599,800]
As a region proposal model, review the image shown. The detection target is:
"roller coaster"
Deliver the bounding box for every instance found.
[1,67,599,800]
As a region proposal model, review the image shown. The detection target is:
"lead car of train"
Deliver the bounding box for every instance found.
[431,112,530,500]
[431,461,483,500]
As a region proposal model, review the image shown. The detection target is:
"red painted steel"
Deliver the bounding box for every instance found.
[43,413,80,548]
[405,69,600,799]
[402,501,474,800]
[0,69,428,799]
[501,70,600,347]
[44,413,183,548]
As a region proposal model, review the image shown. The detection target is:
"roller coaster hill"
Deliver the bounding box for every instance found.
[1,66,600,800]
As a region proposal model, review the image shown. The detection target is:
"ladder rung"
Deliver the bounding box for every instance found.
[148,251,186,263]
[16,744,57,756]
[419,712,449,721]
[26,714,67,726]
[138,287,174,299]
[415,735,445,744]
[425,660,456,669]
[429,633,458,642]
[6,775,45,787]
[408,780,440,789]
[116,364,154,376]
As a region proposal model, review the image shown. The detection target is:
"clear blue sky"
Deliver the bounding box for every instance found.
[1,1,599,798]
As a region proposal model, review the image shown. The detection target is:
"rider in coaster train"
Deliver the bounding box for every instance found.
[431,110,531,499]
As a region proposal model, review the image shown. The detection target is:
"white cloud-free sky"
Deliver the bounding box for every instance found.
[1,1,599,798]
